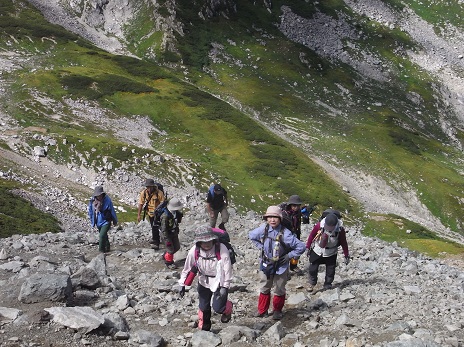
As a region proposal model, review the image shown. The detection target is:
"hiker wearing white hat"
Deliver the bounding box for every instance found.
[159,197,184,269]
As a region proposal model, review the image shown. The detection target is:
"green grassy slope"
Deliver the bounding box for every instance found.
[168,0,464,237]
[0,0,357,215]
[0,0,463,258]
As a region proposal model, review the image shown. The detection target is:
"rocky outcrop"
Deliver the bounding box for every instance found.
[0,210,463,346]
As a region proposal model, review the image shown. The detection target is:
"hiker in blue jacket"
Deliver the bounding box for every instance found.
[249,205,305,320]
[88,185,118,253]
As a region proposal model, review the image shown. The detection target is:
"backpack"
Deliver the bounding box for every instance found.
[208,185,215,197]
[319,208,342,221]
[155,182,164,193]
[195,228,237,265]
[153,200,168,226]
[301,203,317,224]
[278,202,293,230]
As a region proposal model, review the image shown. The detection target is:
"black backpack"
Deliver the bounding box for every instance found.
[208,228,237,265]
[319,208,342,221]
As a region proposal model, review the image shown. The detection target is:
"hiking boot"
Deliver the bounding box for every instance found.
[272,310,283,320]
[254,311,268,318]
[323,283,333,290]
[306,284,315,292]
[221,312,232,323]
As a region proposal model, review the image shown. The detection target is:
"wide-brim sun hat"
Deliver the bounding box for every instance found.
[287,195,303,205]
[167,197,183,211]
[194,225,218,243]
[144,178,155,187]
[263,205,283,220]
[92,185,105,197]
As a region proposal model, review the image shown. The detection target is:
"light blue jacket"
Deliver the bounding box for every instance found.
[88,194,118,229]
[249,223,305,274]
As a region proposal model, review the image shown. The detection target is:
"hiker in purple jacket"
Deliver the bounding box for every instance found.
[249,205,305,320]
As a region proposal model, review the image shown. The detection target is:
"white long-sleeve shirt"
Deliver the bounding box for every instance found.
[179,242,233,290]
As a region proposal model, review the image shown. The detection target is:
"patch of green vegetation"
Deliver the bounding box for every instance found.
[364,213,464,258]
[0,0,94,49]
[0,179,63,238]
[384,0,464,31]
[60,73,157,100]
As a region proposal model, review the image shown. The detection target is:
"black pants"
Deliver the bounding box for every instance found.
[198,284,227,314]
[149,216,160,245]
[308,249,337,286]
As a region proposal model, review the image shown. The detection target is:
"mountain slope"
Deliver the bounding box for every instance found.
[2,0,464,250]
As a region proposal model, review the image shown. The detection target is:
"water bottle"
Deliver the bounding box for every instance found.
[184,265,198,286]
[272,234,280,260]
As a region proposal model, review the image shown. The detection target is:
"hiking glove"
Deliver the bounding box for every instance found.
[344,256,350,265]
[219,287,228,298]
[179,286,185,298]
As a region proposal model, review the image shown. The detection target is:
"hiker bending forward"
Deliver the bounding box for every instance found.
[160,197,183,269]
[178,225,233,331]
[305,212,349,291]
[249,206,305,320]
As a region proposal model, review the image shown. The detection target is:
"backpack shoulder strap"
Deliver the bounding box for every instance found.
[195,243,221,261]
[144,190,154,203]
[215,242,221,260]
[261,224,270,258]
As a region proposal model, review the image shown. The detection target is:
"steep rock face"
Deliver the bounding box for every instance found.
[199,0,237,19]
[27,0,184,58]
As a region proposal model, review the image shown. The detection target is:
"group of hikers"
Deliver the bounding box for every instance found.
[87,180,350,330]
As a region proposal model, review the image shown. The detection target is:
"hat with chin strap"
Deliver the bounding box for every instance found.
[194,225,218,243]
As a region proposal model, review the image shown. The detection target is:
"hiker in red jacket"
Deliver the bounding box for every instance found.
[305,212,349,292]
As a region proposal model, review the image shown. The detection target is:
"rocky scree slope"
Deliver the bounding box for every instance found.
[0,209,463,347]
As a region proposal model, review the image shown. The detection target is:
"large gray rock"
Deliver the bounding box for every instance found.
[129,329,164,347]
[0,307,22,321]
[18,273,72,304]
[44,306,104,332]
[71,266,101,289]
[191,330,222,347]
